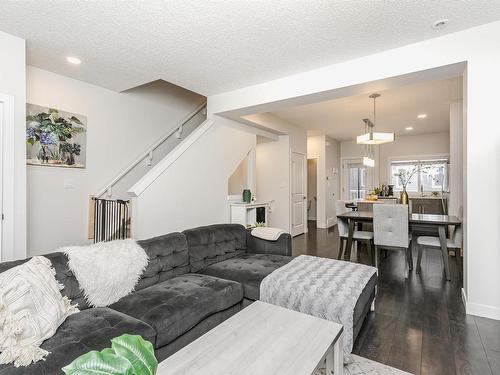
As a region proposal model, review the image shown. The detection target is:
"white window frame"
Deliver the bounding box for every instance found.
[388,154,450,194]
[341,157,375,200]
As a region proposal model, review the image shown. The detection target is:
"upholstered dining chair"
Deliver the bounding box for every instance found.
[335,200,375,264]
[416,212,463,278]
[373,204,412,276]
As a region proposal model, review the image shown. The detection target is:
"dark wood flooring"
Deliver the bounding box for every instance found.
[292,221,500,375]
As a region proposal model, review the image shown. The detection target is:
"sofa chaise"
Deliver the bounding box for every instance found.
[0,224,377,374]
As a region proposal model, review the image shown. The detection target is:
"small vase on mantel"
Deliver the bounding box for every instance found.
[242,189,251,204]
[400,188,409,205]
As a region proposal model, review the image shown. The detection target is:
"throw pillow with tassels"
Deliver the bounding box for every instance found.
[0,256,79,367]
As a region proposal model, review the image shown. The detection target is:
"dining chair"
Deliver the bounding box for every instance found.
[373,204,412,276]
[416,211,462,278]
[335,200,375,264]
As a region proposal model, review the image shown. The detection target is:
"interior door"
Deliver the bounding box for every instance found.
[291,152,306,236]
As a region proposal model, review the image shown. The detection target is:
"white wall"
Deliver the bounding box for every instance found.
[244,113,307,233]
[341,132,450,190]
[256,136,290,231]
[228,157,248,195]
[27,67,204,255]
[325,137,341,227]
[132,116,256,238]
[380,132,450,185]
[449,101,463,217]
[208,21,500,320]
[0,31,26,260]
[244,113,307,154]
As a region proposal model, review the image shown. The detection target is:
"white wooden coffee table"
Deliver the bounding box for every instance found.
[158,301,344,375]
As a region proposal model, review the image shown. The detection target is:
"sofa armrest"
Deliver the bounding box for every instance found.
[246,231,292,257]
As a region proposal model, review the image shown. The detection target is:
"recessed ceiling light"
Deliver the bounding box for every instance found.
[432,19,449,30]
[417,114,427,119]
[405,127,413,131]
[66,56,81,65]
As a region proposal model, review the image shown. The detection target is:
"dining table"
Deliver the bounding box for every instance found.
[336,211,462,281]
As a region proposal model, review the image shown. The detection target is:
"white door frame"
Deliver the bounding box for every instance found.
[0,93,15,261]
[290,151,307,236]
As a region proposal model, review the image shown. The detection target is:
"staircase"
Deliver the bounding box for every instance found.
[89,102,207,241]
[129,116,257,239]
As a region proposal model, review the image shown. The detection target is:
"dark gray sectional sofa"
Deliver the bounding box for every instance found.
[0,223,376,374]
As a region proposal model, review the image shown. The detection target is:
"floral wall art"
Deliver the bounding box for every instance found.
[26,104,87,168]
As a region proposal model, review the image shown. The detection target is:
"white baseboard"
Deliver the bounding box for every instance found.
[462,288,500,321]
[316,221,327,229]
[461,288,467,310]
[467,300,500,320]
[326,217,337,228]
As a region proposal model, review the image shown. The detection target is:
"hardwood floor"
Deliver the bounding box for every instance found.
[292,221,500,375]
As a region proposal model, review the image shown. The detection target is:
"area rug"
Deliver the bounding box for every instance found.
[315,354,412,375]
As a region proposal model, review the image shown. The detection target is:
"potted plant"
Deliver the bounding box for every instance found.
[62,334,158,375]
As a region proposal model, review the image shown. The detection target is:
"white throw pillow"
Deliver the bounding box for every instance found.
[0,256,79,367]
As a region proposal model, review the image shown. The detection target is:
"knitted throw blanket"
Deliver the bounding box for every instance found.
[260,255,377,358]
[61,239,149,307]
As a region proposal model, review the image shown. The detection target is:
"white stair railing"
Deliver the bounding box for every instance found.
[94,102,207,198]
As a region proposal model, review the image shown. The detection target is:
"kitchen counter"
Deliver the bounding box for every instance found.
[408,196,446,200]
[409,196,447,214]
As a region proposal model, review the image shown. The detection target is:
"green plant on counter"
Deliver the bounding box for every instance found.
[254,222,266,227]
[62,334,158,375]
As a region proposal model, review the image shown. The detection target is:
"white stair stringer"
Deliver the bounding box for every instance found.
[95,102,207,200]
[128,116,257,239]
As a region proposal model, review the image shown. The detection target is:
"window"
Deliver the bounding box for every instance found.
[390,159,448,193]
[347,163,367,199]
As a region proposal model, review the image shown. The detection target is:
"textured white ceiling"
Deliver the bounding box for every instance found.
[0,1,499,95]
[271,77,462,140]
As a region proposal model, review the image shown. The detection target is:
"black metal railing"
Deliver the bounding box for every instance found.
[93,198,130,243]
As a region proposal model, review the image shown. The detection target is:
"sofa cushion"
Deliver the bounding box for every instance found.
[184,224,247,272]
[136,232,190,291]
[0,308,156,375]
[109,273,243,348]
[198,253,292,300]
[0,252,90,310]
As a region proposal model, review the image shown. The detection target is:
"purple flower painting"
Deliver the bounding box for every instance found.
[26,104,87,168]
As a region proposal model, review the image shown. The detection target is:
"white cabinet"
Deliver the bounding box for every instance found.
[230,202,269,228]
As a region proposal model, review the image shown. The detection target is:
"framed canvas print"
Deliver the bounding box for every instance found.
[26,104,87,168]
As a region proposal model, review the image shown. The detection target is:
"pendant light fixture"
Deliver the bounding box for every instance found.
[357,93,395,145]
[363,156,375,167]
